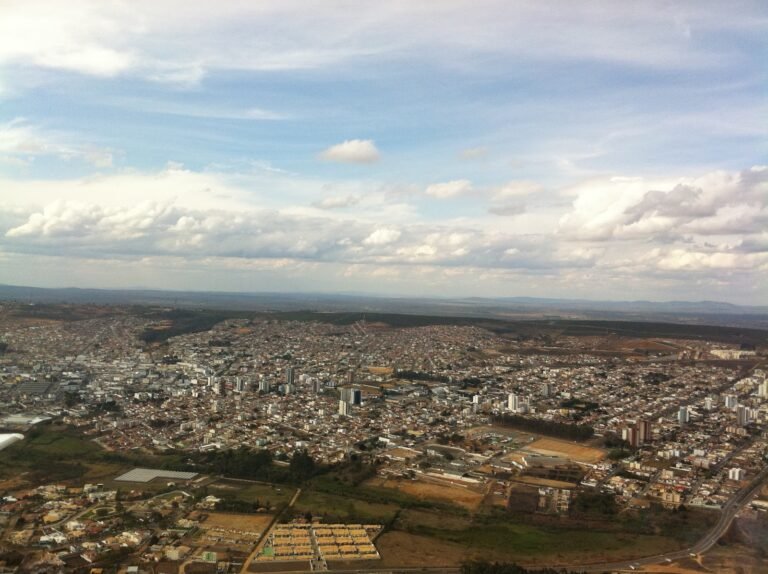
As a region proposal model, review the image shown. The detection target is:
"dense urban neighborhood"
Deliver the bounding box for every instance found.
[0,303,767,573]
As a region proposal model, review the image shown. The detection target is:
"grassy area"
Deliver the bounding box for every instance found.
[293,490,400,523]
[22,427,103,457]
[208,479,294,507]
[397,515,682,564]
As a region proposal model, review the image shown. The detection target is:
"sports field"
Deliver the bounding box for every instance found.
[525,437,606,464]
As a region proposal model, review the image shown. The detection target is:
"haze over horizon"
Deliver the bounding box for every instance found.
[1,1,766,304]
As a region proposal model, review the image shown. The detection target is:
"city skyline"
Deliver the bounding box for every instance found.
[1,1,767,303]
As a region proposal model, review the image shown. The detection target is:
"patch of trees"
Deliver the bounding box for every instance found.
[571,490,617,516]
[559,398,599,411]
[461,560,590,574]
[491,414,594,441]
[602,433,629,449]
[436,432,465,445]
[189,447,320,484]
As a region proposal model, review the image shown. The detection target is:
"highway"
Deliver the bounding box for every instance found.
[262,465,768,574]
[573,464,768,572]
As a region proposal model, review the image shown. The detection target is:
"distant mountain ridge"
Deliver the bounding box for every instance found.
[0,283,766,329]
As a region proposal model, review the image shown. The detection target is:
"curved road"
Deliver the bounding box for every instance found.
[280,465,768,574]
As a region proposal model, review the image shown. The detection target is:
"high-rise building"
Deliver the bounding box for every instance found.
[637,419,653,443]
[286,367,295,386]
[258,378,271,393]
[338,400,350,416]
[508,393,520,412]
[235,377,245,393]
[622,427,639,447]
[704,396,714,411]
[736,405,749,426]
[311,378,323,394]
[758,380,768,398]
[678,406,689,425]
[725,394,738,409]
[540,383,553,397]
[340,387,362,405]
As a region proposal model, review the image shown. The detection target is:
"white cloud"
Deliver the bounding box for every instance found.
[0,118,114,168]
[0,164,766,303]
[312,195,361,210]
[319,139,380,164]
[425,179,472,199]
[2,1,758,85]
[363,228,401,246]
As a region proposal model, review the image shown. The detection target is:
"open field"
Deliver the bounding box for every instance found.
[377,531,467,567]
[524,437,606,463]
[512,476,579,489]
[208,479,294,507]
[293,490,400,523]
[202,512,273,531]
[390,519,684,567]
[366,476,485,511]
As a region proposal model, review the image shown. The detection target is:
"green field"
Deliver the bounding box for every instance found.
[208,479,294,507]
[293,490,401,523]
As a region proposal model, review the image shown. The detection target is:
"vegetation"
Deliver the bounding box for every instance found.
[461,560,593,574]
[491,413,594,441]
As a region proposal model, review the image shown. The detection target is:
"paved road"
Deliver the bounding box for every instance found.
[572,464,768,572]
[261,465,768,574]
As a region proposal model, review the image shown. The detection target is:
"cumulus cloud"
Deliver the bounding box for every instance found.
[0,164,766,302]
[363,228,401,246]
[557,167,768,242]
[425,179,472,199]
[319,139,380,164]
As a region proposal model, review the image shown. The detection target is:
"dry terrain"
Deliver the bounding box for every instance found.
[201,512,273,532]
[525,437,606,464]
[366,476,485,510]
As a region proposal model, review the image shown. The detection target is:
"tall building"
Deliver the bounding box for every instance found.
[540,383,553,397]
[235,377,246,393]
[704,396,714,411]
[637,419,653,444]
[286,367,295,386]
[758,380,768,398]
[258,378,271,393]
[725,394,738,409]
[311,378,323,394]
[736,405,749,426]
[340,387,362,405]
[678,406,689,425]
[338,399,350,416]
[508,393,520,412]
[622,426,639,447]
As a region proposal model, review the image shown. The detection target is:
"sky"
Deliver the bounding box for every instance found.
[0,1,767,304]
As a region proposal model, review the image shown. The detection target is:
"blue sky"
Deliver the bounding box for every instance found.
[1,1,767,303]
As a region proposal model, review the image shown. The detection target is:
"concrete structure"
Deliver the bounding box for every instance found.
[115,468,198,483]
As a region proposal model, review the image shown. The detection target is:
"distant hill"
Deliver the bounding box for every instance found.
[0,283,766,330]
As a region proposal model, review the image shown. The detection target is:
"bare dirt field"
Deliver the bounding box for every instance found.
[202,512,273,532]
[525,437,606,463]
[376,531,468,567]
[366,476,485,510]
[512,476,578,489]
